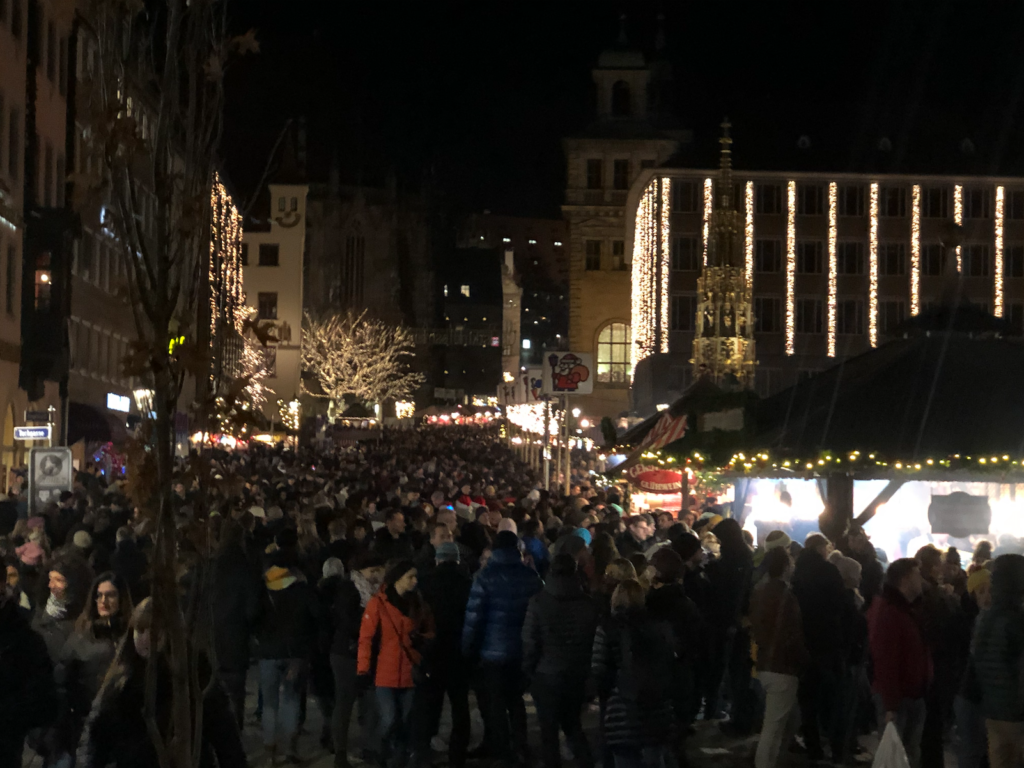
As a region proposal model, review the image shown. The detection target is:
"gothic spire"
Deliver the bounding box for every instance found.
[718,117,733,211]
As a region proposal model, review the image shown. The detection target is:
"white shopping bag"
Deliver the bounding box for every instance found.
[871,722,911,768]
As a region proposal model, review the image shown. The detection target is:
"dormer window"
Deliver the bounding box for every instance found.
[611,81,631,117]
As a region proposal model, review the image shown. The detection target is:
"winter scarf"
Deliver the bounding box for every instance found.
[45,593,69,619]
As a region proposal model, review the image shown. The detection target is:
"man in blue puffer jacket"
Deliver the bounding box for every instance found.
[462,530,542,768]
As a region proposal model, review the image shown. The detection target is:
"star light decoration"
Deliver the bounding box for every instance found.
[995,186,1005,317]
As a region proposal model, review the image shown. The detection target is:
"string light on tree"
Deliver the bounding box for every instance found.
[702,178,713,266]
[785,180,796,355]
[911,185,921,316]
[279,398,301,432]
[869,182,879,347]
[395,401,415,419]
[827,182,837,357]
[954,184,963,272]
[995,185,1005,317]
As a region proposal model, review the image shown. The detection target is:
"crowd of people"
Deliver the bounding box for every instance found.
[0,425,1022,768]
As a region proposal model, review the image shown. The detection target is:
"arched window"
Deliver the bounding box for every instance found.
[611,81,631,117]
[597,322,631,383]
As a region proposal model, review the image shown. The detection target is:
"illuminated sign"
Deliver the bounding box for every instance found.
[107,393,130,412]
[15,426,51,441]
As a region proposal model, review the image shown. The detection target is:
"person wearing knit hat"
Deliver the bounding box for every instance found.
[493,529,520,551]
[966,567,992,611]
[435,541,461,564]
[16,540,44,567]
[573,527,592,547]
[73,530,93,551]
[764,530,792,553]
[497,517,518,535]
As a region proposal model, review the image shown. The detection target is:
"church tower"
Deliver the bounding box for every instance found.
[690,121,756,388]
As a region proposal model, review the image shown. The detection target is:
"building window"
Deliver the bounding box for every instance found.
[610,240,627,270]
[586,159,602,190]
[837,185,864,216]
[342,235,365,303]
[836,300,865,335]
[613,159,630,190]
[753,296,782,333]
[585,240,601,271]
[611,81,631,117]
[671,236,698,271]
[878,186,906,217]
[964,244,990,277]
[755,239,782,272]
[922,243,944,276]
[796,240,823,273]
[922,187,948,218]
[46,21,56,81]
[1007,245,1024,278]
[671,295,694,332]
[1008,191,1024,220]
[34,252,51,310]
[963,188,990,219]
[756,184,783,215]
[0,0,6,24]
[257,292,278,320]
[7,108,16,179]
[673,181,698,213]
[596,322,631,384]
[58,37,67,95]
[258,243,279,266]
[240,242,248,266]
[460,284,470,297]
[878,242,906,276]
[797,184,823,215]
[1008,303,1024,336]
[837,241,864,274]
[795,298,823,334]
[11,0,21,38]
[879,300,906,335]
[290,197,298,211]
[5,244,15,316]
[278,197,285,212]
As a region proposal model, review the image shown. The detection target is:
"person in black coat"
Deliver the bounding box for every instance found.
[320,560,364,768]
[373,509,416,563]
[0,581,58,768]
[521,553,598,768]
[790,534,848,761]
[211,520,263,729]
[412,542,473,768]
[109,527,148,604]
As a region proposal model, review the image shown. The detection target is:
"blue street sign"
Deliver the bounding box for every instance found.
[14,425,51,441]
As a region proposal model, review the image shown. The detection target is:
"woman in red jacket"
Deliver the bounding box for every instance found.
[358,560,434,768]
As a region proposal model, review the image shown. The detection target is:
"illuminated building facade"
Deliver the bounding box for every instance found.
[624,167,1024,408]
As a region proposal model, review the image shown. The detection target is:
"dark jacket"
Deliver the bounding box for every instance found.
[61,623,124,721]
[848,545,884,609]
[461,547,542,664]
[751,578,807,676]
[791,549,847,659]
[970,554,1024,722]
[32,608,77,663]
[109,540,148,603]
[84,651,245,768]
[257,571,321,660]
[705,547,754,631]
[615,531,652,559]
[372,527,415,562]
[320,574,364,658]
[211,544,262,671]
[419,562,473,676]
[521,572,597,680]
[591,609,676,748]
[868,585,932,712]
[645,582,707,667]
[0,604,58,765]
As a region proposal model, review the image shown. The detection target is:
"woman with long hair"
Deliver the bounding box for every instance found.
[592,532,620,588]
[357,560,435,768]
[84,598,245,768]
[58,572,133,761]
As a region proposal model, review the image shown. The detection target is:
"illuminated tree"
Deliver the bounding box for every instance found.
[302,310,424,410]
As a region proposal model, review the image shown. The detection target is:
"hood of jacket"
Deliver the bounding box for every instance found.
[488,547,524,567]
[543,572,585,600]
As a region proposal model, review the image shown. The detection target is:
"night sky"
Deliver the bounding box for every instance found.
[221,1,1024,220]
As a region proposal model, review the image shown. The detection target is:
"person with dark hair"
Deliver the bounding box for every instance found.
[373,510,415,562]
[257,548,322,763]
[520,519,550,579]
[840,524,884,608]
[791,533,848,760]
[84,598,246,768]
[751,547,807,768]
[616,514,655,558]
[522,552,598,768]
[703,518,756,732]
[591,579,676,768]
[462,530,542,768]
[59,572,133,764]
[413,541,473,768]
[358,560,434,768]
[868,558,930,768]
[32,555,93,661]
[968,554,1024,768]
[211,518,263,729]
[109,526,147,604]
[413,520,453,579]
[0,578,58,768]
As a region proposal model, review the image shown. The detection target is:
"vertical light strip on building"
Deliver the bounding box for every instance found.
[869,182,879,347]
[911,185,921,316]
[995,185,1005,317]
[745,181,755,292]
[702,177,713,266]
[786,180,796,355]
[659,178,672,352]
[630,180,658,376]
[827,182,837,357]
[954,184,963,272]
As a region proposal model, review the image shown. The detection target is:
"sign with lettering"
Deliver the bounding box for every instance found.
[14,426,51,441]
[624,464,684,494]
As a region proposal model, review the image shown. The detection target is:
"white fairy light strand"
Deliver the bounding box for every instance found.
[702,178,713,267]
[744,181,754,292]
[785,180,796,355]
[995,186,1005,317]
[827,182,837,357]
[869,182,879,348]
[911,185,921,316]
[631,180,658,375]
[659,177,671,353]
[954,184,963,273]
